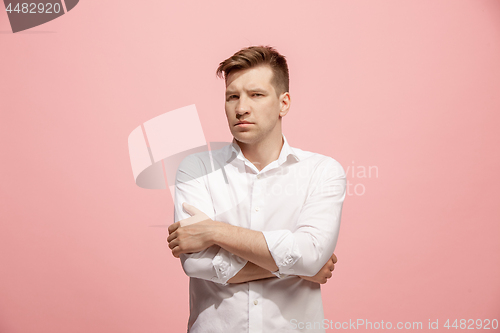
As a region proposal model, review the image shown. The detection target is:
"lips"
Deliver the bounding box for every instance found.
[235,121,254,126]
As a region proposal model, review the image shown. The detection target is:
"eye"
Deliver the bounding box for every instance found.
[253,93,263,97]
[227,95,238,101]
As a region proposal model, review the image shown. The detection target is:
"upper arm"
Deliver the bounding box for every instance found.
[264,158,347,276]
[174,153,248,283]
[174,154,215,222]
[297,158,346,270]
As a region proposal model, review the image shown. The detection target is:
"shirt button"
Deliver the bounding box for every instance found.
[255,207,260,212]
[256,174,261,179]
[254,300,258,305]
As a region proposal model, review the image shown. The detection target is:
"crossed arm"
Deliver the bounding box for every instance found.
[169,154,345,285]
[167,203,338,284]
[229,254,337,284]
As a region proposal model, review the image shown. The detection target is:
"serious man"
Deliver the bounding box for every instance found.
[167,46,347,332]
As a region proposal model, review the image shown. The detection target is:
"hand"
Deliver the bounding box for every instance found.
[166,203,219,258]
[299,253,337,284]
[178,202,210,227]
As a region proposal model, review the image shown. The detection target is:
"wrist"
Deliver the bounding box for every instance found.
[211,220,228,246]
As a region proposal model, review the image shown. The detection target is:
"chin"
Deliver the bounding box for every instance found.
[232,132,257,144]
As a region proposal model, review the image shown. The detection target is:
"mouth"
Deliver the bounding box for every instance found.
[235,121,254,126]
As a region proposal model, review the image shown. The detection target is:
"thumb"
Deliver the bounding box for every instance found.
[182,202,200,216]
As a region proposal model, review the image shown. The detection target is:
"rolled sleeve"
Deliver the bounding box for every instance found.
[211,248,248,285]
[264,158,346,277]
[174,154,247,284]
[262,230,301,273]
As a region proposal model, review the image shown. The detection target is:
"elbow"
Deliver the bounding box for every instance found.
[276,250,324,277]
[180,254,204,278]
[181,260,196,278]
[180,253,225,283]
[295,253,326,277]
[180,256,194,277]
[305,265,324,277]
[292,237,337,276]
[287,233,336,276]
[181,257,229,285]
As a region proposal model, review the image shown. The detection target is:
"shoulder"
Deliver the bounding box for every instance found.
[292,146,346,179]
[176,145,230,180]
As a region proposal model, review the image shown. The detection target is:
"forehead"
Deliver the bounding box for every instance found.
[225,65,275,92]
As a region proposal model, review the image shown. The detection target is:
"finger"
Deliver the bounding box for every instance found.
[166,232,177,244]
[183,202,200,216]
[328,261,335,271]
[172,246,184,258]
[168,222,180,234]
[331,253,337,264]
[180,215,200,227]
[168,239,179,250]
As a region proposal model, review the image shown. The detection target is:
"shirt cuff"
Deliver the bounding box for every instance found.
[262,230,302,275]
[270,270,291,279]
[211,248,248,285]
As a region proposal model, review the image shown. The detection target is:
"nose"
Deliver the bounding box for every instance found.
[235,95,250,116]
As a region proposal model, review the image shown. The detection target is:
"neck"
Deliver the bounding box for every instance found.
[235,130,284,172]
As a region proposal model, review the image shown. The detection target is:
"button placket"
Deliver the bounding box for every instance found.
[251,174,264,221]
[248,282,263,333]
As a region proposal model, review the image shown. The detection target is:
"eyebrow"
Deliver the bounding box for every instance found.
[225,88,268,96]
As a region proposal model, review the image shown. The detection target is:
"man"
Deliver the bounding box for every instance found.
[167,46,346,332]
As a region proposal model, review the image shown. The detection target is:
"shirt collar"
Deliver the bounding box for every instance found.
[225,134,300,165]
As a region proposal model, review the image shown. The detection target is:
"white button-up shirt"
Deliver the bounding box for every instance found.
[174,135,347,333]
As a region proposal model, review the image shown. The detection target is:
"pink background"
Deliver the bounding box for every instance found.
[1,0,499,332]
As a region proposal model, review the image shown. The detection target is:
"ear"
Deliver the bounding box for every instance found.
[279,92,291,117]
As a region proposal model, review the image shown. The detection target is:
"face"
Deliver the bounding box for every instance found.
[225,65,290,146]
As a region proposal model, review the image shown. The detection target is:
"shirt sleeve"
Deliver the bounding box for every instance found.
[262,157,347,276]
[174,153,248,285]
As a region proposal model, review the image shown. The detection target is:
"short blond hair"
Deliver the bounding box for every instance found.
[216,45,289,96]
